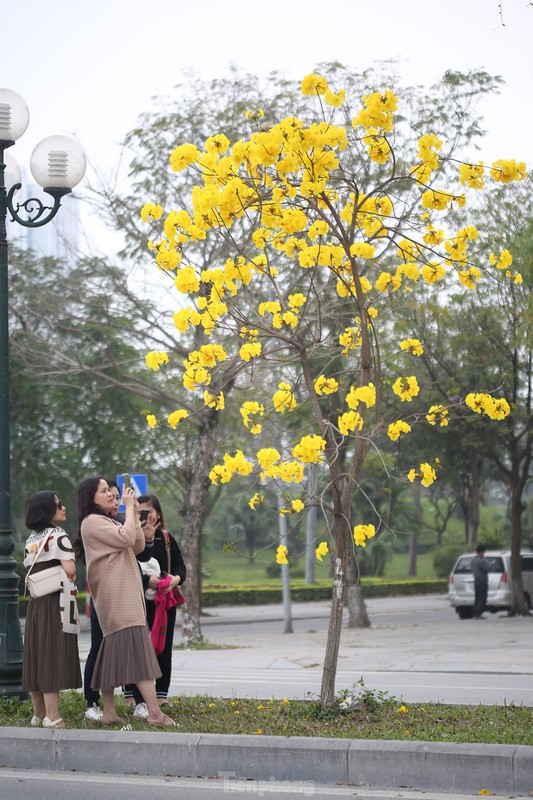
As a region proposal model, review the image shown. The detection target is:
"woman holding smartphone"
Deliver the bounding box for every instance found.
[77,476,174,726]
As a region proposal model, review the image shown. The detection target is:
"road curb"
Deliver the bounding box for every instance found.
[1,727,532,795]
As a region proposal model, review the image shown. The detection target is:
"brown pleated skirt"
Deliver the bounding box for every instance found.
[91,625,162,691]
[22,593,82,693]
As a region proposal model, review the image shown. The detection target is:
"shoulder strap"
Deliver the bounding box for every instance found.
[162,530,171,573]
[24,532,52,588]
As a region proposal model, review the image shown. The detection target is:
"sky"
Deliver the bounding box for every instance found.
[2,0,532,254]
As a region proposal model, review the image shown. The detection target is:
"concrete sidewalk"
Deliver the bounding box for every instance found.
[4,595,533,795]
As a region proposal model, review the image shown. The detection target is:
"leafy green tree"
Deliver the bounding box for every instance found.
[409,182,533,613]
[8,247,172,548]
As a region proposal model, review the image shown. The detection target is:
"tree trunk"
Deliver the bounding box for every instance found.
[466,451,481,548]
[345,552,370,628]
[408,532,418,577]
[181,410,219,645]
[509,483,526,615]
[320,557,345,706]
[409,482,423,577]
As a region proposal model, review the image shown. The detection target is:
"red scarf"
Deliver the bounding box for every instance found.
[150,574,178,655]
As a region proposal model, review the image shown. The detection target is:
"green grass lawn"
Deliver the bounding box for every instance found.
[203,548,439,587]
[1,688,531,745]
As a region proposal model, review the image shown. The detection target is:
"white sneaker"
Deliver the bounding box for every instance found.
[84,704,103,721]
[133,702,149,719]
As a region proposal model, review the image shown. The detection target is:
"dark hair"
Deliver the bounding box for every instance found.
[74,476,106,562]
[137,494,165,530]
[25,490,61,532]
[107,479,119,491]
[476,545,486,555]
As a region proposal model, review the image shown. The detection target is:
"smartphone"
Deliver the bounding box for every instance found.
[122,473,132,490]
[139,509,150,522]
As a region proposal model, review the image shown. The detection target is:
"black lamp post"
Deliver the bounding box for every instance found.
[0,88,86,696]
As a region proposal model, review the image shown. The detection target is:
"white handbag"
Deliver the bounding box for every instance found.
[25,534,62,598]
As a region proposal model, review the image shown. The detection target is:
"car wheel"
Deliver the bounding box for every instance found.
[457,606,474,620]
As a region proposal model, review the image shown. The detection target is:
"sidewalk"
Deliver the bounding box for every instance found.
[4,595,533,795]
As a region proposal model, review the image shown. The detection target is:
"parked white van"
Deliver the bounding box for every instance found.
[448,549,533,619]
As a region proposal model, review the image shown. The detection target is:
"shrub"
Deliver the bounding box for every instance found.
[432,543,465,578]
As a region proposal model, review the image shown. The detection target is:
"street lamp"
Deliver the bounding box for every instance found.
[0,88,86,696]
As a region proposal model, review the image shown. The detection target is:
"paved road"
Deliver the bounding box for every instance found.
[75,593,533,705]
[0,769,521,800]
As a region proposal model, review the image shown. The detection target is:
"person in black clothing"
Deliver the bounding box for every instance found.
[82,480,121,720]
[472,545,490,619]
[124,494,186,710]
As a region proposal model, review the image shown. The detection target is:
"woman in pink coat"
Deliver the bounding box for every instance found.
[77,476,174,727]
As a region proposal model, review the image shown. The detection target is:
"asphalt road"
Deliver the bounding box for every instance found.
[0,770,522,800]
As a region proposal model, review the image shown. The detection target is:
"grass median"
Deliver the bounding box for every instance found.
[1,683,532,745]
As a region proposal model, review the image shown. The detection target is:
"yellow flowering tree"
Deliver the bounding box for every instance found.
[141,70,525,704]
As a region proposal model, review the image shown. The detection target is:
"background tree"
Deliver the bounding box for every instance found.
[409,181,533,612]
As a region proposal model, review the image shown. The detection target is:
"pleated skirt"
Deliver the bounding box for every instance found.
[91,625,162,691]
[22,594,82,693]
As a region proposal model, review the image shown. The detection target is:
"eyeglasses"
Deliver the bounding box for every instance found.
[56,500,64,510]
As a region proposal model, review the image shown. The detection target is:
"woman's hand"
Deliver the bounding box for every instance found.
[159,574,181,594]
[122,486,136,509]
[147,575,160,590]
[142,518,158,542]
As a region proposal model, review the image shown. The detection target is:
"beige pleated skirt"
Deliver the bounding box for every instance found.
[91,625,161,691]
[22,593,82,693]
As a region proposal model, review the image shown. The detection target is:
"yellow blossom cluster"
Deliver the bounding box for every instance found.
[183,344,227,391]
[400,338,424,356]
[167,409,189,429]
[240,401,264,434]
[489,159,527,183]
[338,410,364,436]
[204,390,225,410]
[145,351,169,371]
[140,202,163,223]
[352,90,398,134]
[392,376,420,402]
[339,325,362,356]
[346,382,376,409]
[279,498,305,516]
[353,523,376,547]
[387,420,412,441]
[426,405,449,427]
[300,74,346,107]
[465,393,511,420]
[239,341,262,362]
[411,133,443,183]
[315,541,329,561]
[291,434,326,464]
[248,493,264,510]
[276,545,288,564]
[272,382,297,413]
[255,448,304,484]
[209,450,253,485]
[408,463,437,488]
[314,375,339,396]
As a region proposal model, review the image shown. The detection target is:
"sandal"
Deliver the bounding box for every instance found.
[147,714,176,727]
[30,716,43,727]
[43,716,64,728]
